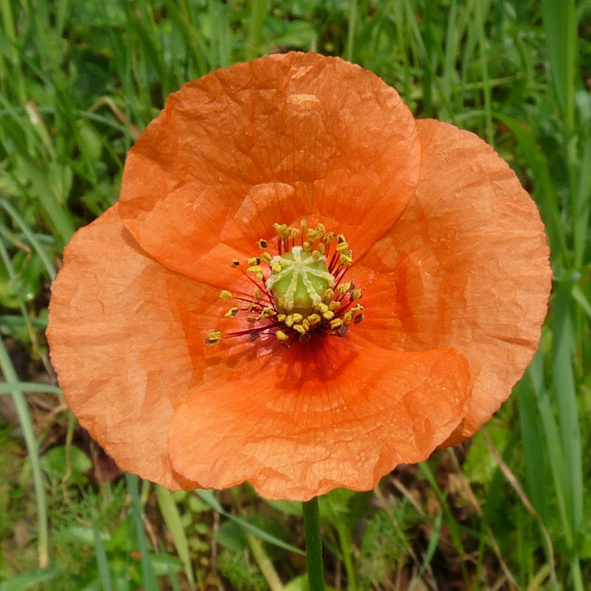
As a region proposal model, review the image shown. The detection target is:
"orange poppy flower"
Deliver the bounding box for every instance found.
[48,52,552,501]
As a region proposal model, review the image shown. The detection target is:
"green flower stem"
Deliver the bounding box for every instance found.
[303,497,325,591]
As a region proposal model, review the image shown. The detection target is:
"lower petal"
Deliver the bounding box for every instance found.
[168,342,471,501]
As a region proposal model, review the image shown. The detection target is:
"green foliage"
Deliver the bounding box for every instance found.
[1,0,590,589]
[217,549,269,591]
[357,501,418,590]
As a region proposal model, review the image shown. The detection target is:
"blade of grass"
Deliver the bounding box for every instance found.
[515,377,549,521]
[195,490,305,556]
[0,197,56,280]
[19,161,75,245]
[0,237,35,347]
[407,511,442,591]
[155,486,195,589]
[0,315,47,330]
[401,0,455,121]
[0,337,48,568]
[481,431,558,591]
[345,0,358,62]
[541,0,580,275]
[387,0,414,105]
[0,383,62,396]
[551,284,584,591]
[0,568,63,591]
[207,0,233,70]
[573,134,591,268]
[541,0,577,130]
[246,532,284,591]
[528,352,574,552]
[571,284,591,321]
[126,474,158,591]
[158,540,183,591]
[418,462,469,585]
[245,0,269,60]
[92,517,113,591]
[551,285,583,536]
[440,0,459,109]
[474,0,493,143]
[0,0,27,104]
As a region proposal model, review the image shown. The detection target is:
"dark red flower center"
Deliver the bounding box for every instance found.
[205,221,364,347]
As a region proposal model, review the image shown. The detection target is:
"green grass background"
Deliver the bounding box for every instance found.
[0,0,590,589]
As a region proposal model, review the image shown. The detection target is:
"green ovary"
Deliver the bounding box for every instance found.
[266,247,335,317]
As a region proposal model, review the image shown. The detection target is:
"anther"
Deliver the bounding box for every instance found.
[307,314,321,326]
[276,330,289,342]
[205,331,222,345]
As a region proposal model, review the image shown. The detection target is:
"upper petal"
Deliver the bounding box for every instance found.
[168,340,471,501]
[118,52,420,286]
[353,119,552,444]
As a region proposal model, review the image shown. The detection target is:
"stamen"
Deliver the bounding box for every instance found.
[206,220,366,346]
[205,330,222,345]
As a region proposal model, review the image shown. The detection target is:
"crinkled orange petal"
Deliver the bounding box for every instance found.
[168,340,472,501]
[47,205,213,489]
[351,119,552,445]
[118,52,420,286]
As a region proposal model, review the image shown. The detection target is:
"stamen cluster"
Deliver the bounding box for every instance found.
[206,221,364,347]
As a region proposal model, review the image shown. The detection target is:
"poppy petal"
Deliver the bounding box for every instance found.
[353,119,552,444]
[118,52,420,286]
[168,341,472,501]
[47,205,213,489]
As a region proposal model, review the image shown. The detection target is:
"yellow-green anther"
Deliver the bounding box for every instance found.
[340,251,353,266]
[205,330,222,345]
[329,318,343,330]
[307,314,321,326]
